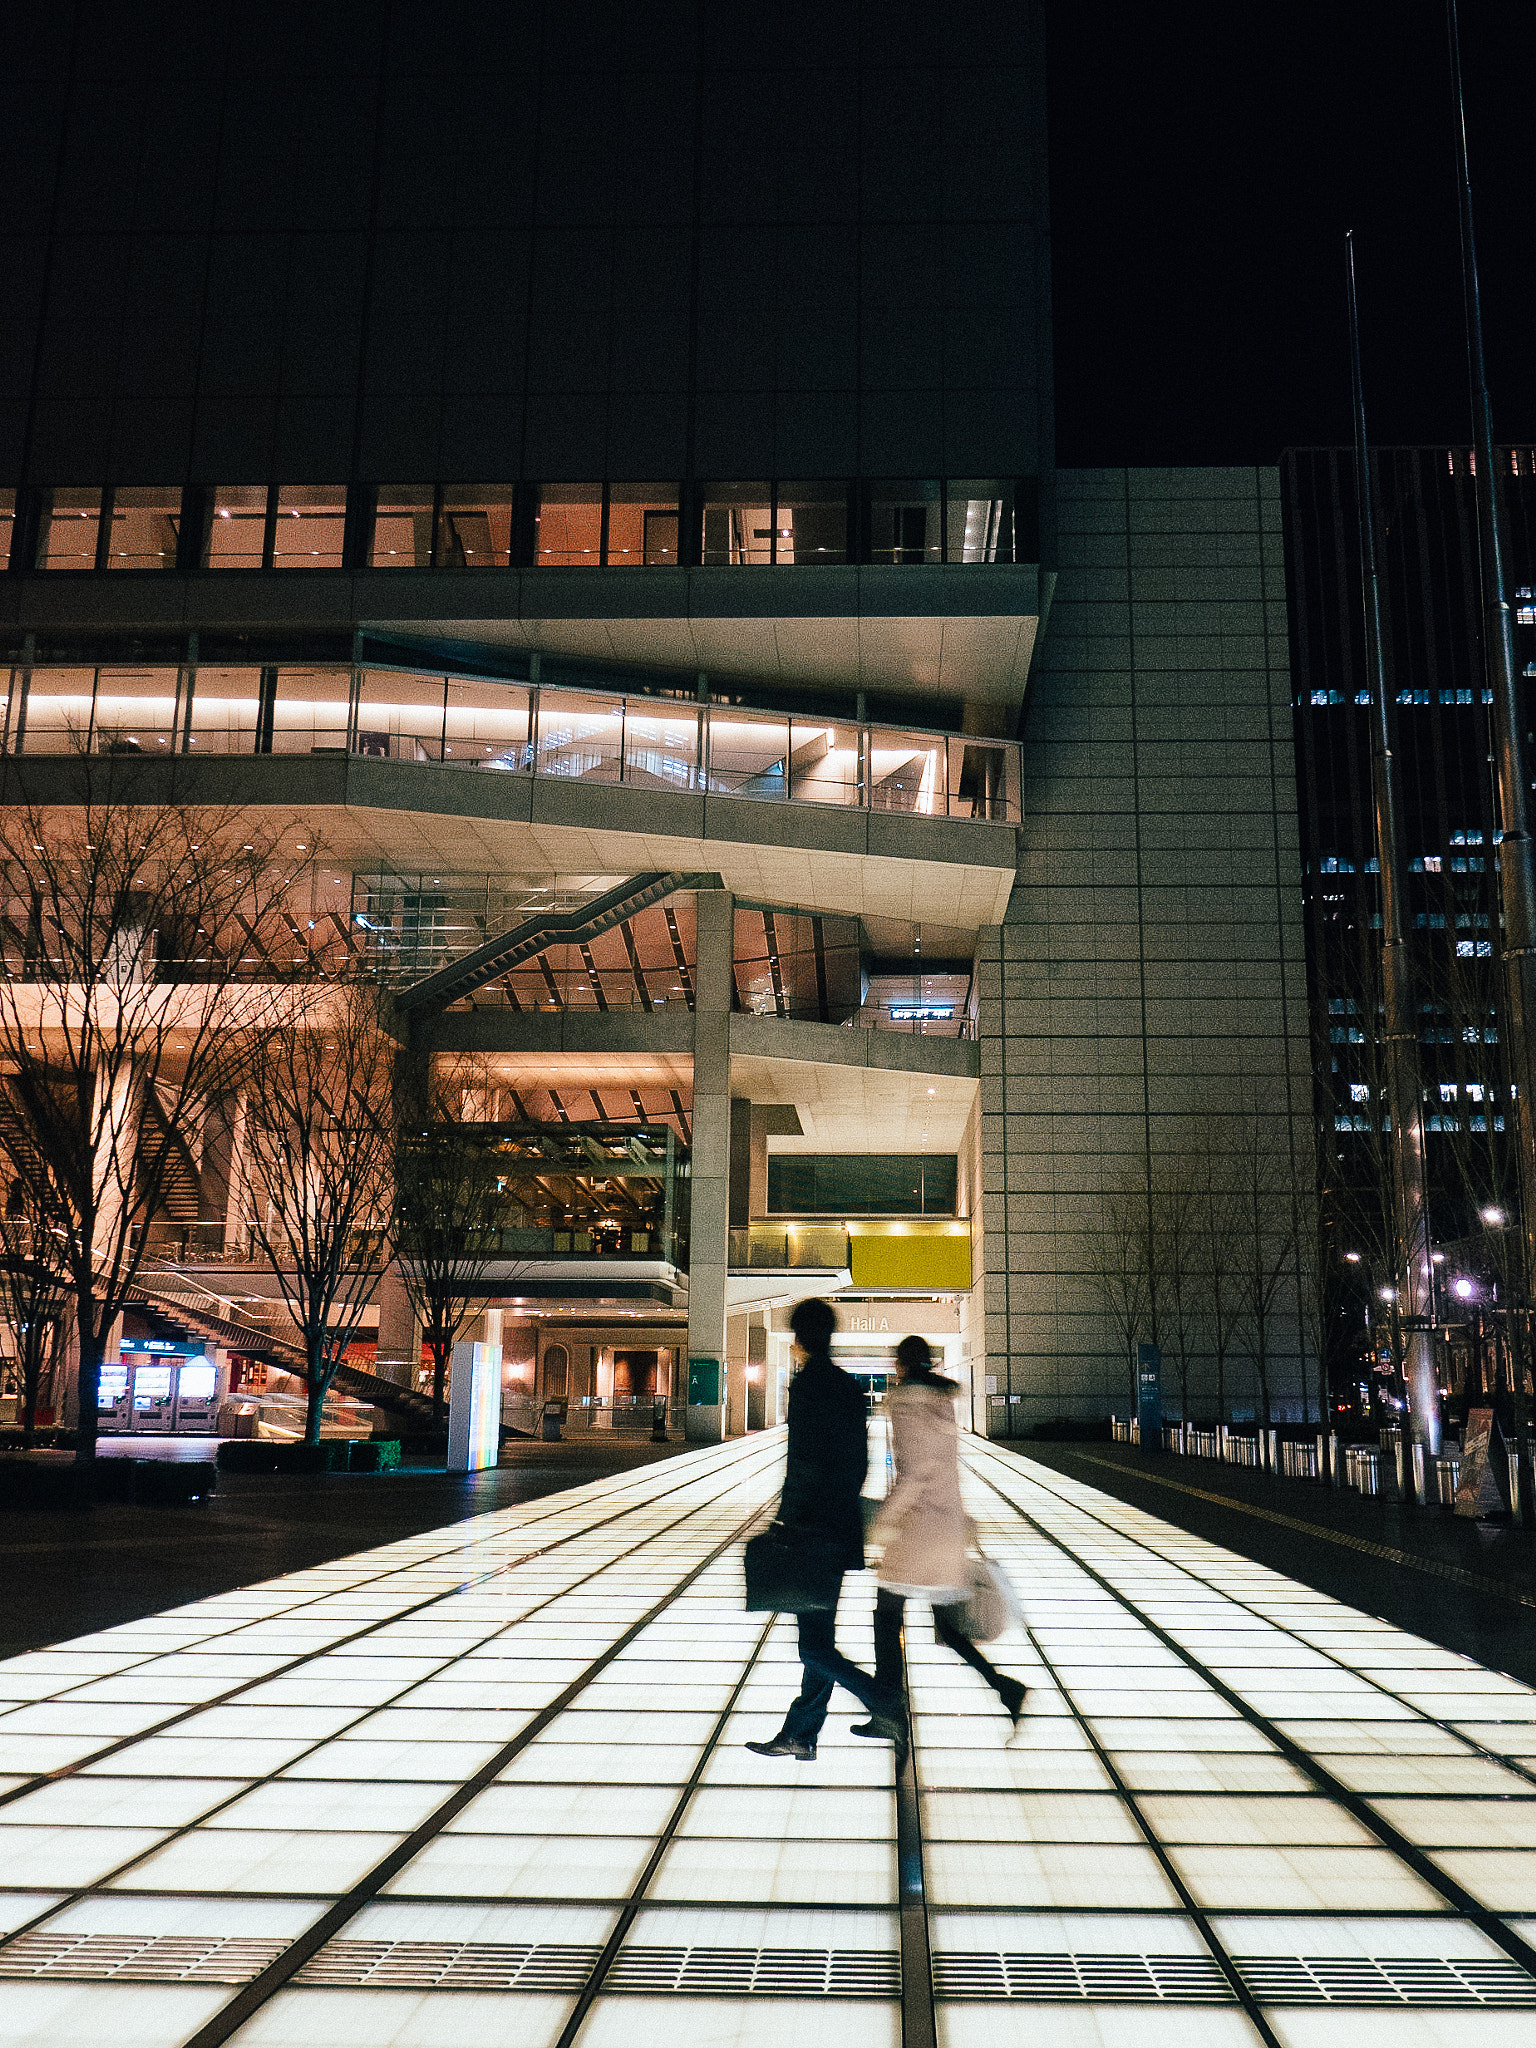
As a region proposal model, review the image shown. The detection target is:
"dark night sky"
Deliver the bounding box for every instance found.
[1047,0,1535,467]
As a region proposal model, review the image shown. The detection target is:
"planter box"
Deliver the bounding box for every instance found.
[215,1438,401,1476]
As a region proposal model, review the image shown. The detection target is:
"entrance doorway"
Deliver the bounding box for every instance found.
[612,1350,658,1397]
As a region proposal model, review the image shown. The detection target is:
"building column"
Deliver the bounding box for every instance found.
[686,887,733,1440]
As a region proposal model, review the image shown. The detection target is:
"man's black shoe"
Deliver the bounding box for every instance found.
[745,1735,817,1761]
[849,1714,908,1746]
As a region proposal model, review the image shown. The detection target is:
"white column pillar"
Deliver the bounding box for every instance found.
[686,887,732,1441]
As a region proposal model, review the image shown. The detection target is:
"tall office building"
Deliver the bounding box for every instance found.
[0,4,1311,1437]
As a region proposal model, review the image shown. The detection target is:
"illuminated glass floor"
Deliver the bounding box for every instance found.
[1,1430,1535,2047]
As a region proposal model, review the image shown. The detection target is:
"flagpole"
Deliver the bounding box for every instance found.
[1345,231,1439,1497]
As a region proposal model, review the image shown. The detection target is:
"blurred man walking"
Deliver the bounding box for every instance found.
[746,1298,905,1760]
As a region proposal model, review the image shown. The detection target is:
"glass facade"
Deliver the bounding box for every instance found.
[2,479,1033,572]
[0,661,1021,818]
[104,488,181,571]
[35,488,102,570]
[203,486,269,568]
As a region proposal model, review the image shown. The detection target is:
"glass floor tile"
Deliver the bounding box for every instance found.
[1,1430,1535,2044]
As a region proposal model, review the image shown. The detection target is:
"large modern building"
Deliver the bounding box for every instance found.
[0,3,1315,1440]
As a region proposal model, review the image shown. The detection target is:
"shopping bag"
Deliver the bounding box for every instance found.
[743,1522,842,1612]
[957,1552,1023,1643]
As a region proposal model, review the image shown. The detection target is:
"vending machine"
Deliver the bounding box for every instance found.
[127,1360,176,1432]
[96,1362,131,1433]
[172,1356,220,1434]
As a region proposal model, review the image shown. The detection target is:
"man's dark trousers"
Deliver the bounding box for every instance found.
[780,1581,898,1747]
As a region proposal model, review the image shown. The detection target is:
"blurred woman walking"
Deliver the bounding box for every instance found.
[863,1335,1025,1736]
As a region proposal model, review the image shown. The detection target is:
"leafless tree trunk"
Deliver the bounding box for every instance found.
[242,979,398,1443]
[1082,1163,1151,1407]
[1191,1131,1243,1424]
[1152,1166,1198,1423]
[394,1055,509,1426]
[1232,1104,1298,1430]
[0,787,296,1465]
[0,1185,71,1447]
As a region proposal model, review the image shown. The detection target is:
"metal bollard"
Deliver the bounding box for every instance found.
[1328,1432,1342,1486]
[1411,1439,1427,1507]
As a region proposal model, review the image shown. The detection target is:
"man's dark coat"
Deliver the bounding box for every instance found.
[777,1350,868,1570]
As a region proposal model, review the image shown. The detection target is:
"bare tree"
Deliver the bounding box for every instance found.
[1231,1104,1299,1430]
[1191,1128,1244,1424]
[0,793,295,1464]
[1152,1163,1199,1423]
[0,1178,71,1446]
[394,1057,509,1426]
[242,979,398,1443]
[1082,1162,1152,1408]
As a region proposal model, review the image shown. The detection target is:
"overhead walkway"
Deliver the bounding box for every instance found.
[0,1433,1534,2046]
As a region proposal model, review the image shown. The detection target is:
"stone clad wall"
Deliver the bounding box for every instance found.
[976,467,1314,1434]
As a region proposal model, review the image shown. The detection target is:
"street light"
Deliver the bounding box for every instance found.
[1482,1206,1505,1225]
[1454,1277,1476,1300]
[1345,1251,1362,1264]
[1380,1286,1396,1302]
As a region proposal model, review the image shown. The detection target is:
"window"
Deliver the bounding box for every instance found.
[9,669,97,752]
[355,671,446,761]
[776,483,847,565]
[272,486,346,568]
[369,487,435,569]
[104,488,181,571]
[869,728,944,813]
[787,718,861,805]
[0,489,13,570]
[700,484,771,566]
[868,480,940,565]
[946,481,1015,563]
[185,668,262,753]
[533,691,623,781]
[35,489,102,570]
[268,668,351,752]
[767,1154,957,1215]
[707,706,788,797]
[203,487,269,569]
[622,700,698,790]
[947,736,1018,821]
[534,485,602,566]
[443,678,530,767]
[607,484,679,566]
[436,486,513,568]
[92,669,180,753]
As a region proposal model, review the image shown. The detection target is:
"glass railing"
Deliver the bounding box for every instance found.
[728,1223,853,1269]
[2,666,1022,823]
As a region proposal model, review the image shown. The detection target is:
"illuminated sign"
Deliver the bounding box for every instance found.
[890,1005,954,1022]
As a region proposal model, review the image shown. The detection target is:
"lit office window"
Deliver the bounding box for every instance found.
[272,486,347,567]
[776,483,847,564]
[946,480,1014,563]
[533,691,624,780]
[700,484,772,566]
[0,489,14,570]
[868,481,940,564]
[708,706,789,796]
[355,671,445,761]
[369,487,435,568]
[622,699,698,789]
[607,483,679,565]
[203,486,269,568]
[92,669,181,752]
[869,727,944,812]
[437,485,513,567]
[8,669,97,752]
[103,487,182,570]
[268,668,351,751]
[534,485,602,565]
[184,668,262,752]
[443,678,531,767]
[785,718,861,806]
[35,488,102,570]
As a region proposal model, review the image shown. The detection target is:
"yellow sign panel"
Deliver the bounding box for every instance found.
[848,1232,972,1291]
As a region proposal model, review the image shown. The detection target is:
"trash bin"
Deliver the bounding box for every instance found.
[541,1398,565,1443]
[1435,1453,1461,1507]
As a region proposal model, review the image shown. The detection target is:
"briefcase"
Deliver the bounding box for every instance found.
[743,1522,842,1613]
